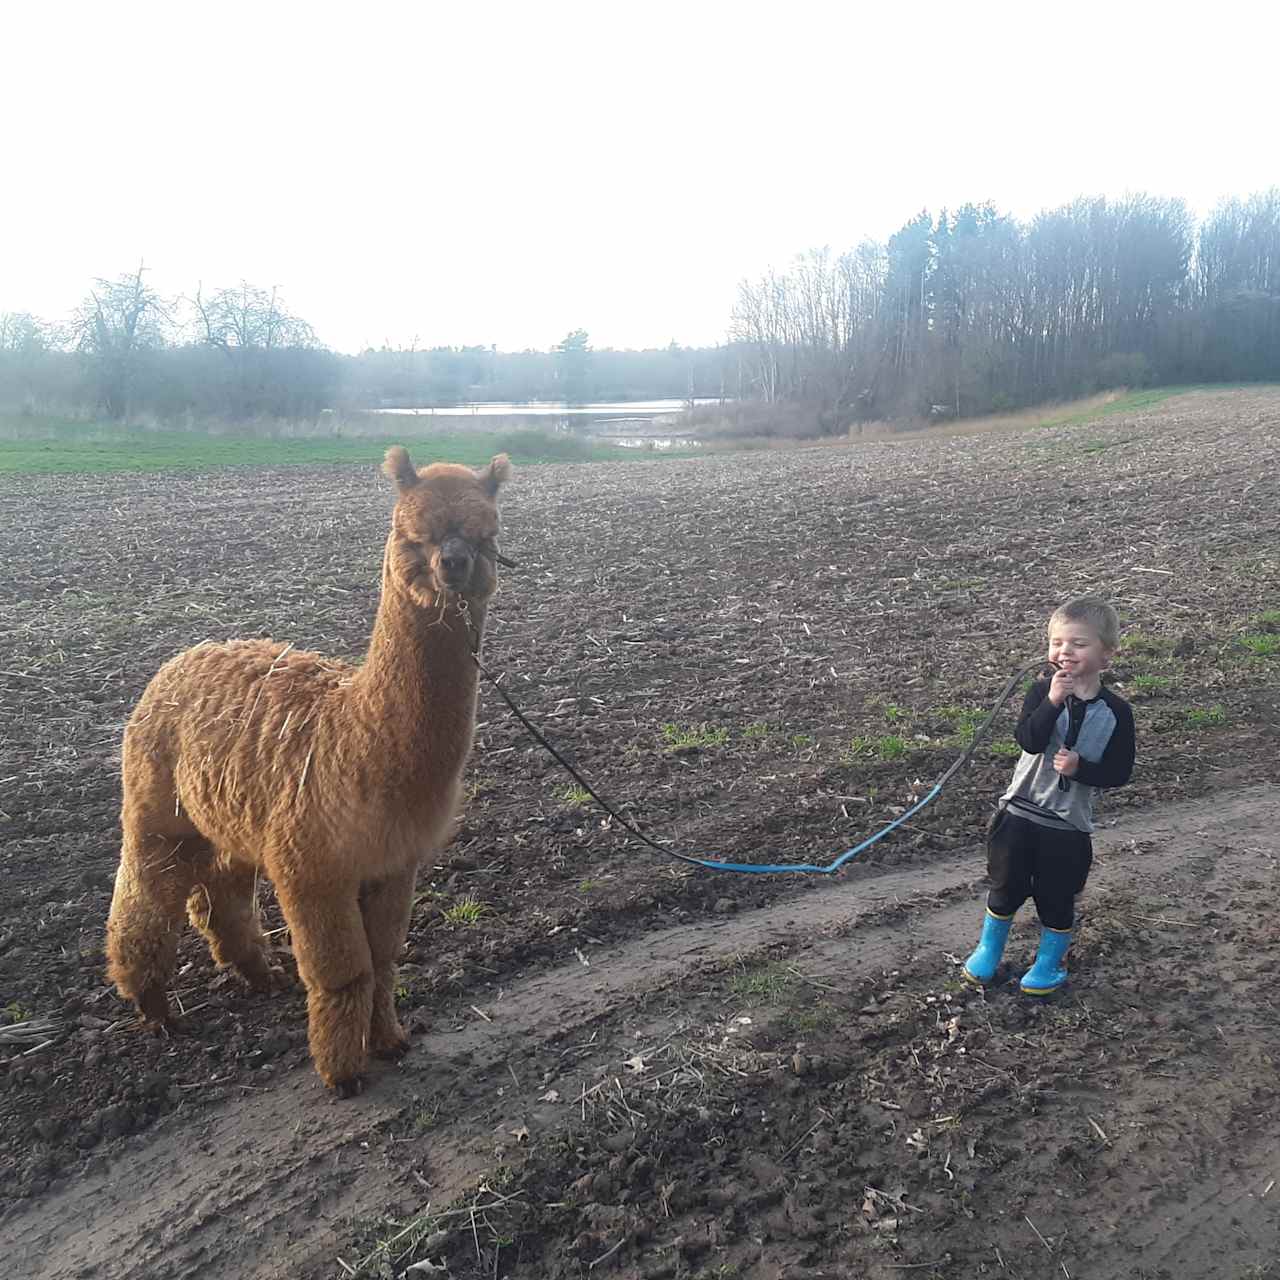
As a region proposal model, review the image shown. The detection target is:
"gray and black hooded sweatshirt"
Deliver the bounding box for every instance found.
[1000,679,1136,834]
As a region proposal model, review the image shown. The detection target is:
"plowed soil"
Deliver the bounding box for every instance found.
[2,387,1279,1279]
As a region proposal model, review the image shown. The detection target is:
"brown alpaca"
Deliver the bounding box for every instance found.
[105,446,512,1094]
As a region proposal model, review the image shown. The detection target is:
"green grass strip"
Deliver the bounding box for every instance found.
[0,424,697,475]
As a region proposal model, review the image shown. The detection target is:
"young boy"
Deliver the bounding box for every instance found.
[963,596,1135,994]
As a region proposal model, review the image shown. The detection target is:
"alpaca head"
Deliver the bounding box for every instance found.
[382,446,513,607]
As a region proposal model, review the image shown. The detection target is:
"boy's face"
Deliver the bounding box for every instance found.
[1047,619,1113,680]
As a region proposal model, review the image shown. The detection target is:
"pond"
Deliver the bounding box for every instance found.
[373,398,721,419]
[372,398,726,446]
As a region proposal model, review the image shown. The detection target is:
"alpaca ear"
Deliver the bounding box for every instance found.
[382,445,419,491]
[477,453,513,497]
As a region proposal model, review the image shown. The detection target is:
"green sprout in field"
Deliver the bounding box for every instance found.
[729,960,792,1003]
[1131,673,1173,694]
[1121,630,1173,659]
[781,1000,840,1035]
[661,722,729,750]
[463,775,492,803]
[937,705,986,745]
[441,894,490,926]
[410,1100,440,1134]
[1185,705,1227,729]
[1240,633,1278,658]
[557,784,592,809]
[841,734,908,763]
[741,721,770,743]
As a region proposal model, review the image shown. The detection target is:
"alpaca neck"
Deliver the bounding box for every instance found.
[353,562,486,780]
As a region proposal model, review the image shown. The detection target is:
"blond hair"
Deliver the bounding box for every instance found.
[1048,595,1120,651]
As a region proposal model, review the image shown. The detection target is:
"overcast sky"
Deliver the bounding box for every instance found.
[4,1,1276,355]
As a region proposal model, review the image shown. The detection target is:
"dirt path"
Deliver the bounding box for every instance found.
[8,784,1278,1279]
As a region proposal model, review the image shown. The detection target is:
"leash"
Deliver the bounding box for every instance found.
[459,590,1054,875]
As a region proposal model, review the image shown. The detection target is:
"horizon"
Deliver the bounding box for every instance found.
[5,1,1277,356]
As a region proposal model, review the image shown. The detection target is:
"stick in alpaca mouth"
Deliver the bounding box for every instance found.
[105,446,513,1096]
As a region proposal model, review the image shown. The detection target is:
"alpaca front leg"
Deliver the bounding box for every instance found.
[360,867,417,1059]
[275,881,374,1094]
[306,975,374,1097]
[106,831,202,1029]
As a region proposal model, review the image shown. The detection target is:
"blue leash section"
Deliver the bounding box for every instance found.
[470,631,1052,876]
[688,780,944,874]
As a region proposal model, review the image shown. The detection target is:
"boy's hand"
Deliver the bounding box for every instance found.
[1048,667,1075,706]
[1054,748,1080,777]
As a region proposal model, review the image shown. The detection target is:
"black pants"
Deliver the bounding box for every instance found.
[986,809,1093,930]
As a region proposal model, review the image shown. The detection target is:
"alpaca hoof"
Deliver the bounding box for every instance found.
[140,1010,182,1037]
[241,961,292,994]
[137,985,174,1030]
[373,1032,411,1061]
[332,1075,365,1099]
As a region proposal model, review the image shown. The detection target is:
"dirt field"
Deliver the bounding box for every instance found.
[2,387,1278,1278]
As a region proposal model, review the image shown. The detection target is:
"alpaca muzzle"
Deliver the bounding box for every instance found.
[437,536,476,591]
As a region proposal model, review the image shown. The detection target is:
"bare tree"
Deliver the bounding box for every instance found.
[730,272,788,403]
[192,282,316,352]
[191,282,319,418]
[72,265,172,419]
[0,311,50,354]
[0,311,62,412]
[553,328,592,404]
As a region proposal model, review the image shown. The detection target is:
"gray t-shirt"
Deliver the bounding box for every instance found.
[999,680,1136,833]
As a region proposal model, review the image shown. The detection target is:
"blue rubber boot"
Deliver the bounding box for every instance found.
[963,909,1014,984]
[1020,926,1072,995]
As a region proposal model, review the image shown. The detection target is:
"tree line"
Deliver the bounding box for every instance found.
[3,188,1277,430]
[0,273,731,424]
[731,189,1280,424]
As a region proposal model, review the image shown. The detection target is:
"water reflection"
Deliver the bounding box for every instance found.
[372,398,716,449]
[374,399,720,418]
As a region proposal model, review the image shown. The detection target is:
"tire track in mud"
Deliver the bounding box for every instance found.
[1122,1118,1279,1276]
[6,785,1280,1279]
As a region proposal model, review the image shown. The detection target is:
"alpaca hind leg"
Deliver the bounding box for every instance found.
[361,868,417,1059]
[187,857,285,992]
[275,878,373,1094]
[106,829,204,1028]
